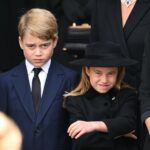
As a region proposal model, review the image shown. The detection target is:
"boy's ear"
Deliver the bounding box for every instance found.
[18,36,23,50]
[53,36,58,48]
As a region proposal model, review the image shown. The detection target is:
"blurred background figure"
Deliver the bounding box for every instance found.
[0,112,22,150]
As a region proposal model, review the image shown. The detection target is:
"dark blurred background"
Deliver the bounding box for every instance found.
[0,0,92,72]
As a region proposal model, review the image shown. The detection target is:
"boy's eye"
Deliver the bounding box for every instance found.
[41,43,50,48]
[27,44,35,49]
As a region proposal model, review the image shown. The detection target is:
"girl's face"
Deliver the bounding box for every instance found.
[86,67,118,93]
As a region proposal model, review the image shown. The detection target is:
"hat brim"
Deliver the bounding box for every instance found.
[70,58,138,67]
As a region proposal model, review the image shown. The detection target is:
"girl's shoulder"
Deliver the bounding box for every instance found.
[117,87,138,101]
[119,87,137,95]
[63,95,83,108]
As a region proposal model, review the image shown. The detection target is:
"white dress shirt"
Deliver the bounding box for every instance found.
[25,59,51,97]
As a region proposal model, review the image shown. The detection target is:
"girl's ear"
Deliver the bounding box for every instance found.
[85,67,90,77]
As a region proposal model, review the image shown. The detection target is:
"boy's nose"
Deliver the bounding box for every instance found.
[35,48,42,55]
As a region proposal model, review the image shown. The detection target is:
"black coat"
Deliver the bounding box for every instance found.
[65,88,138,150]
[90,0,150,88]
[140,32,150,150]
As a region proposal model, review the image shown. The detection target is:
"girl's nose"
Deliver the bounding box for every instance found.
[101,75,108,83]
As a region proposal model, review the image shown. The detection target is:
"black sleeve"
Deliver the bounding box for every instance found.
[140,32,150,123]
[64,96,85,123]
[103,89,138,138]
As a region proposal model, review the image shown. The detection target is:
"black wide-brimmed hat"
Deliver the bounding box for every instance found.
[70,41,137,67]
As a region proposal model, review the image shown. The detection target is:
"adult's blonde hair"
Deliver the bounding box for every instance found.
[18,8,58,40]
[64,66,127,97]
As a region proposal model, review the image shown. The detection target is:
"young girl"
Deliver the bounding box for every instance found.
[64,41,138,150]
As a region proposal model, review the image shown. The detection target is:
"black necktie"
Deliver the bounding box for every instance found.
[32,68,42,112]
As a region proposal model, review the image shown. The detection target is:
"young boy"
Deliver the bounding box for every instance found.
[0,8,77,150]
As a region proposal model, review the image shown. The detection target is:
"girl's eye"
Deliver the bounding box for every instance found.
[95,71,102,75]
[108,72,113,75]
[96,72,101,75]
[107,72,116,76]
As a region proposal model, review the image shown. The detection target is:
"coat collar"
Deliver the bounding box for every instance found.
[85,87,118,101]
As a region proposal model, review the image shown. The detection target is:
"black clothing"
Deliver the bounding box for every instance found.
[65,88,138,150]
[140,32,150,150]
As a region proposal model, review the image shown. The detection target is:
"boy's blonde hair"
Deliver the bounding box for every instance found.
[64,66,127,97]
[18,8,58,40]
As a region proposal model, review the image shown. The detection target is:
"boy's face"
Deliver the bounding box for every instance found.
[85,67,118,93]
[19,32,58,68]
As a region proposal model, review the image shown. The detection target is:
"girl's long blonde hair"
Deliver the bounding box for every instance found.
[64,66,128,97]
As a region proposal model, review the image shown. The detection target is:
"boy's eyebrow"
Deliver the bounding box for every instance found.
[25,41,51,44]
[25,43,35,46]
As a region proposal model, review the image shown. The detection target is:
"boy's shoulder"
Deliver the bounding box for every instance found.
[52,60,79,76]
[0,62,25,79]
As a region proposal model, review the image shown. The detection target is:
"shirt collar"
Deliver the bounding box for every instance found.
[25,59,51,75]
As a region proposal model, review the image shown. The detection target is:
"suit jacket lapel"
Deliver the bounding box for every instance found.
[124,0,150,39]
[12,62,36,122]
[107,0,130,57]
[36,61,64,124]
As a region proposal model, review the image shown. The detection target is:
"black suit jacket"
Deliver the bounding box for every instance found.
[90,0,150,88]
